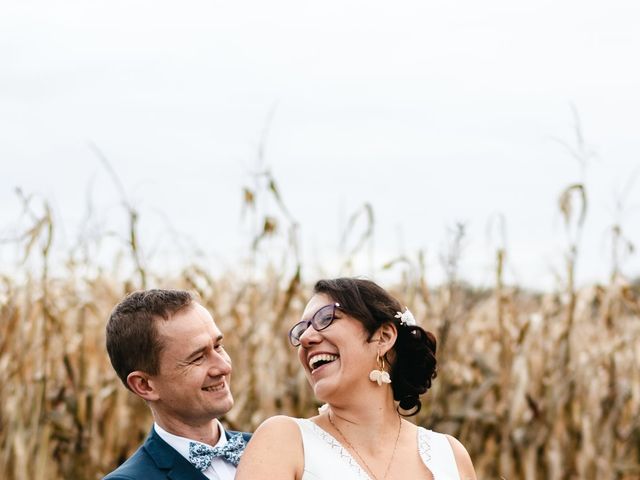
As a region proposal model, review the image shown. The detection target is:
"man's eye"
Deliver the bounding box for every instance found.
[192,355,205,363]
[214,344,224,351]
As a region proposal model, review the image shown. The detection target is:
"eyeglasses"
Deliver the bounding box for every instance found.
[288,303,341,346]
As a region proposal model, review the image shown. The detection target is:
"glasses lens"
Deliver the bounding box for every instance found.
[288,321,307,346]
[288,304,338,346]
[313,304,336,330]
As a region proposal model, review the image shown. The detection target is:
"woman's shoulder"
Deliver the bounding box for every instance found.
[442,433,475,478]
[249,414,330,445]
[249,415,304,443]
[236,416,304,480]
[256,414,301,429]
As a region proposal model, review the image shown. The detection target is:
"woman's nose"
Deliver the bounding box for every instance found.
[299,323,322,346]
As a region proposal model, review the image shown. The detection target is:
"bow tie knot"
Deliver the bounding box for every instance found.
[188,433,246,471]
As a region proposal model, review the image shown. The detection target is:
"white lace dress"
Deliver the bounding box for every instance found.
[293,418,460,480]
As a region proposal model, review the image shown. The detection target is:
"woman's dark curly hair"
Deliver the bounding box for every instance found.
[313,277,437,416]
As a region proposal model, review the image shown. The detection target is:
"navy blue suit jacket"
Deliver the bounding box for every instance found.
[104,426,252,480]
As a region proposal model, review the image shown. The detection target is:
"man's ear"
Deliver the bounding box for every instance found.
[127,371,160,401]
[376,322,398,356]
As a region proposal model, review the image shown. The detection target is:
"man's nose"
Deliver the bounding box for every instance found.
[208,350,232,376]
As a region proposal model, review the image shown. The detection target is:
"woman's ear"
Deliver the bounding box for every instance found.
[376,322,398,356]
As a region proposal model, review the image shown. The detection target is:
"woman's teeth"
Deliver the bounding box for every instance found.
[309,353,338,370]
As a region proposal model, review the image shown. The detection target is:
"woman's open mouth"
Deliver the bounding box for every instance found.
[308,353,339,373]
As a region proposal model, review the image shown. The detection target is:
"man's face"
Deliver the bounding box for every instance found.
[148,303,234,426]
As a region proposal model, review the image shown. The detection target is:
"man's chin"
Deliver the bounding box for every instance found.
[211,394,234,417]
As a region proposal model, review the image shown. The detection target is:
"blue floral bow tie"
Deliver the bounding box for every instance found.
[188,433,246,471]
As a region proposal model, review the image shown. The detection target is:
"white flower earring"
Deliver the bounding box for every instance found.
[369,353,391,385]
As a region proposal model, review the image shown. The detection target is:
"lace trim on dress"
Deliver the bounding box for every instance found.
[418,427,436,480]
[308,420,372,479]
[417,427,433,466]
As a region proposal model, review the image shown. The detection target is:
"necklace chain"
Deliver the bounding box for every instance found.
[327,411,402,480]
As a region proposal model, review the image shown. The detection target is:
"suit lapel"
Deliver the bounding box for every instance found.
[166,460,208,480]
[144,427,208,480]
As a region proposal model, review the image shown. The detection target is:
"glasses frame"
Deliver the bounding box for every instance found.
[288,302,341,346]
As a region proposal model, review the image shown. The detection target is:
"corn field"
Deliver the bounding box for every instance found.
[1,177,639,479]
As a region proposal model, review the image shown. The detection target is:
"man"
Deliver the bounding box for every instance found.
[104,289,250,480]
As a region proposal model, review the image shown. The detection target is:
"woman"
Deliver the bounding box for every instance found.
[236,277,476,480]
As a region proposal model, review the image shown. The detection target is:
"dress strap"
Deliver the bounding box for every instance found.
[417,427,461,480]
[294,418,371,479]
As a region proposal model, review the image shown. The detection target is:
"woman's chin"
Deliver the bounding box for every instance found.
[312,378,337,402]
[308,361,341,400]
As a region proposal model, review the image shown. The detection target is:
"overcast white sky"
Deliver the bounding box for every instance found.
[1,0,639,289]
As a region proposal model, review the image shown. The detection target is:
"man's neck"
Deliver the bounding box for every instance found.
[153,413,222,447]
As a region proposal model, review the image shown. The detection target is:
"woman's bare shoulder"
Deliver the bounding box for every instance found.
[255,415,301,434]
[236,416,303,480]
[444,434,477,480]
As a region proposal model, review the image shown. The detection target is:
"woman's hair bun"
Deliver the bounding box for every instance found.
[390,324,437,416]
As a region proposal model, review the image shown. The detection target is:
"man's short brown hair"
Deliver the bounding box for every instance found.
[106,289,194,389]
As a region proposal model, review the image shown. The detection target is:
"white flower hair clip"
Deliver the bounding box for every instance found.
[395,307,416,326]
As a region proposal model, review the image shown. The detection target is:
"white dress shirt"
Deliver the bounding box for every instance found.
[154,421,237,480]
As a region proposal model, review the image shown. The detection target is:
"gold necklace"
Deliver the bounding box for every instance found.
[327,411,402,480]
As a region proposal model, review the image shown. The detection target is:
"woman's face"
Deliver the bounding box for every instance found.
[296,293,378,403]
